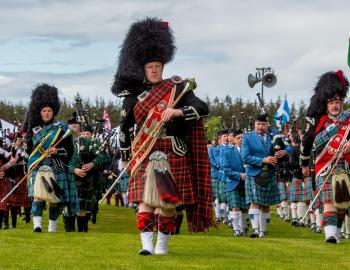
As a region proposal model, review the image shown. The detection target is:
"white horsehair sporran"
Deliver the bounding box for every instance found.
[33,165,62,203]
[143,151,182,209]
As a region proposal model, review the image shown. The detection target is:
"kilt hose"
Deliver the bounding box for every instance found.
[0,178,12,211]
[128,137,196,205]
[289,177,305,203]
[245,174,280,206]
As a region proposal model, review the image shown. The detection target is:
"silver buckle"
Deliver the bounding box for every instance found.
[149,151,167,161]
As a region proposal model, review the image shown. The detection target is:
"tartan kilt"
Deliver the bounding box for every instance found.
[316,174,334,205]
[119,173,129,193]
[277,181,289,201]
[128,137,196,205]
[0,178,12,211]
[217,180,227,203]
[28,158,80,215]
[245,174,280,206]
[289,177,305,202]
[303,177,313,202]
[313,185,321,210]
[10,177,32,207]
[226,187,247,210]
[75,176,94,212]
[211,178,219,200]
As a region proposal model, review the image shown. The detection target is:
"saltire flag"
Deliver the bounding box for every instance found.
[274,98,291,127]
[103,109,112,131]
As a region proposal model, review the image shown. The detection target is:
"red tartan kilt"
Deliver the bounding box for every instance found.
[10,178,32,207]
[0,178,12,211]
[128,137,196,205]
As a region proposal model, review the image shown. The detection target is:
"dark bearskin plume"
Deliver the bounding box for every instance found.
[67,112,78,125]
[23,83,60,139]
[111,17,176,96]
[307,70,349,117]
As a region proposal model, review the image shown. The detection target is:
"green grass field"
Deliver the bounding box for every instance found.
[1,204,350,270]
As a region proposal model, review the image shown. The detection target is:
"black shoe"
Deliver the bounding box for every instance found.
[138,249,153,256]
[250,229,259,238]
[65,216,76,232]
[83,216,89,232]
[315,226,322,233]
[91,215,96,224]
[291,219,298,226]
[34,227,42,232]
[325,236,337,244]
[3,225,9,230]
[233,230,241,237]
[259,231,267,238]
[77,216,84,232]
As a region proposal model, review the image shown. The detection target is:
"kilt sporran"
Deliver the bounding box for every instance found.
[331,168,350,209]
[34,165,63,203]
[254,171,271,187]
[143,151,181,209]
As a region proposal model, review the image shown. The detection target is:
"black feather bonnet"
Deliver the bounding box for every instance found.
[111,17,176,96]
[307,70,349,117]
[23,83,60,133]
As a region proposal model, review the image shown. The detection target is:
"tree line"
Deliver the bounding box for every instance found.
[2,93,349,140]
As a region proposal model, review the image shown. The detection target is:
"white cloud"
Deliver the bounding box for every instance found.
[0,74,14,86]
[0,0,350,106]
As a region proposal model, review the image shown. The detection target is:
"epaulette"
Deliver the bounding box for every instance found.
[305,117,315,126]
[137,91,149,101]
[170,75,183,84]
[32,126,42,134]
[117,89,132,97]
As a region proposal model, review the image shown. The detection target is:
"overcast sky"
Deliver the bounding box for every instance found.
[0,0,349,107]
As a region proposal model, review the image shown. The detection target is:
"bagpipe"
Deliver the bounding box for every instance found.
[95,129,118,155]
[271,134,292,182]
[75,94,93,131]
[229,111,253,133]
[99,78,197,205]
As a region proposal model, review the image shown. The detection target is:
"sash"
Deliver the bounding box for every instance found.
[130,81,176,178]
[28,124,62,171]
[315,117,350,179]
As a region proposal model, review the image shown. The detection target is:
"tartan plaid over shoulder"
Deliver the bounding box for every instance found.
[134,79,174,123]
[186,118,214,232]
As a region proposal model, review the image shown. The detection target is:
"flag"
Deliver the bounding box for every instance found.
[103,109,112,131]
[274,98,291,127]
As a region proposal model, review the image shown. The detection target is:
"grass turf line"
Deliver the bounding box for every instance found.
[0,204,350,270]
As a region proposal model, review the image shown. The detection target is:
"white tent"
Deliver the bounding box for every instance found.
[0,118,16,135]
